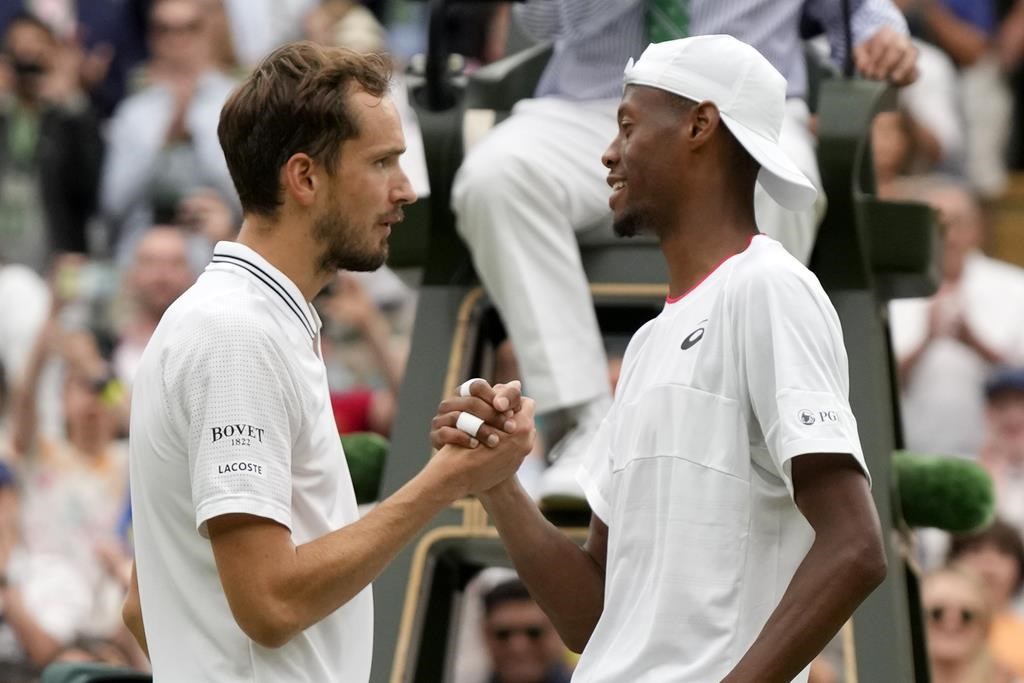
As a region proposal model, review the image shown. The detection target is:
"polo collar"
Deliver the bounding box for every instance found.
[209,241,318,340]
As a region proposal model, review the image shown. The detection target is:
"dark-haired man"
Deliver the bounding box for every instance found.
[482,579,571,683]
[434,35,887,682]
[124,42,536,682]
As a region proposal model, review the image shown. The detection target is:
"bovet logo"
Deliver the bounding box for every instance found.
[211,423,265,443]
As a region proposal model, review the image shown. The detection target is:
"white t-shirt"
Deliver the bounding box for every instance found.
[129,241,372,682]
[575,235,868,683]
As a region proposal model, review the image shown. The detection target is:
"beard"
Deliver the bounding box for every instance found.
[313,202,389,273]
[613,206,655,238]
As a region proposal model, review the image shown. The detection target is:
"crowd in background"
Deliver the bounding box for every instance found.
[0,0,1021,681]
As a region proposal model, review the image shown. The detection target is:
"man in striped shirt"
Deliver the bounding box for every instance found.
[451,0,919,506]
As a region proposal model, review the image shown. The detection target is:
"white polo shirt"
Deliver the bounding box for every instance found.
[575,235,868,683]
[128,241,372,682]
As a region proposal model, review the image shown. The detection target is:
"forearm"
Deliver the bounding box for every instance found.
[722,536,886,682]
[261,467,453,643]
[10,324,51,455]
[479,479,604,652]
[1,588,63,667]
[896,339,930,387]
[123,563,149,658]
[923,4,990,66]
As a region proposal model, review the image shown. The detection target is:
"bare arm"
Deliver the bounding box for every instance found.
[922,2,991,67]
[477,478,607,653]
[207,406,535,649]
[9,315,57,457]
[122,562,149,658]
[722,453,887,683]
[0,584,64,667]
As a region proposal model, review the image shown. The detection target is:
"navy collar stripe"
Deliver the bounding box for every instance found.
[211,255,315,338]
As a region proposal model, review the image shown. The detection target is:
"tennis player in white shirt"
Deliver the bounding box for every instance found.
[432,35,887,682]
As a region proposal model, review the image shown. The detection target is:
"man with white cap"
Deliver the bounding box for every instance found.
[453,0,917,508]
[432,35,886,681]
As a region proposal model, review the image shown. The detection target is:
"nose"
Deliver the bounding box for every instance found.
[601,136,620,170]
[393,168,417,207]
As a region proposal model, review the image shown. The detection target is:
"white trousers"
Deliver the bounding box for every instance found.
[452,96,824,413]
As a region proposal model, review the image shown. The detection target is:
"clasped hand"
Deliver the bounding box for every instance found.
[428,380,536,497]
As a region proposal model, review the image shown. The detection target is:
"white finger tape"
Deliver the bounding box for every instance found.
[456,411,485,439]
[458,378,486,397]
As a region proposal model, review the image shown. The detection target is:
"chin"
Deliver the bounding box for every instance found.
[613,211,646,238]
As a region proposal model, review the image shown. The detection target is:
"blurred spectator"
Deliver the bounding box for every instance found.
[304,0,388,55]
[922,565,1015,683]
[202,0,241,74]
[301,0,431,201]
[979,368,1024,531]
[0,459,92,678]
[873,109,929,195]
[219,0,317,68]
[317,272,407,436]
[900,39,966,174]
[481,579,571,683]
[64,0,149,119]
[100,0,238,262]
[889,179,1024,457]
[0,262,49,415]
[111,225,196,393]
[897,0,1023,196]
[948,520,1024,679]
[0,11,104,272]
[6,277,130,648]
[873,38,965,195]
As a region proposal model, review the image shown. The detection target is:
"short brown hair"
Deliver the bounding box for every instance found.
[948,518,1024,596]
[218,41,391,217]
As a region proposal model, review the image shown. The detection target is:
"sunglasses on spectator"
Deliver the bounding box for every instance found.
[927,605,979,626]
[492,626,545,642]
[152,19,202,35]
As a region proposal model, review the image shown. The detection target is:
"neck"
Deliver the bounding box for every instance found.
[658,178,758,299]
[69,429,109,459]
[930,656,986,683]
[237,215,331,301]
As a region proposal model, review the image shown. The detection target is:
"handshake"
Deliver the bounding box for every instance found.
[424,378,537,500]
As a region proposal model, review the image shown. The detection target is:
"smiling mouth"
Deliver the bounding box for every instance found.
[612,181,626,191]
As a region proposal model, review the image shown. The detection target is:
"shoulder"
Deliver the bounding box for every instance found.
[727,236,828,304]
[969,252,1024,287]
[162,280,292,365]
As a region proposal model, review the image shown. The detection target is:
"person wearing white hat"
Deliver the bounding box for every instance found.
[451,0,918,509]
[433,35,886,682]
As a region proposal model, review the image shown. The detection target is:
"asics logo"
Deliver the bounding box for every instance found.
[680,320,708,351]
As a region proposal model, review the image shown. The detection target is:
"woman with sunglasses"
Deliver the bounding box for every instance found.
[922,566,1017,683]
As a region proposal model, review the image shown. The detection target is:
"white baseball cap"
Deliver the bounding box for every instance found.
[623,34,818,211]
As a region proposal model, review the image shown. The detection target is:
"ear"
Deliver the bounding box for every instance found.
[280,153,320,209]
[687,101,722,151]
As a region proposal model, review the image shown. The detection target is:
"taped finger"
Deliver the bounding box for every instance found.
[459,378,487,397]
[456,411,485,438]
